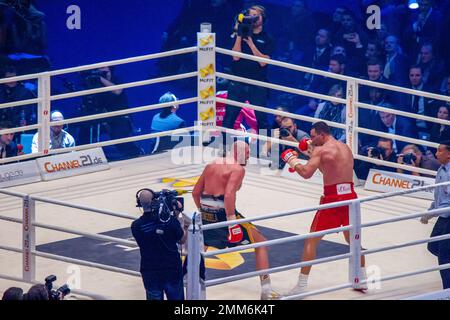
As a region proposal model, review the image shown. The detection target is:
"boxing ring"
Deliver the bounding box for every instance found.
[1,26,450,299]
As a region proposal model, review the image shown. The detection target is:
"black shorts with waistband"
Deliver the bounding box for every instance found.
[200,194,257,249]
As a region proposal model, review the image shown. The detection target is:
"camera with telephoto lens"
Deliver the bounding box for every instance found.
[234,13,259,38]
[80,69,109,89]
[44,275,70,300]
[279,128,291,138]
[402,152,417,164]
[362,146,386,159]
[143,189,185,222]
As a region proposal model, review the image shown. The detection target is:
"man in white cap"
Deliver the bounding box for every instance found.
[31,111,75,153]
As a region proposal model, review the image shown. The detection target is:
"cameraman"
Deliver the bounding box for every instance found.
[131,189,186,300]
[396,144,439,177]
[222,5,274,152]
[265,117,309,168]
[78,66,141,158]
[355,138,397,180]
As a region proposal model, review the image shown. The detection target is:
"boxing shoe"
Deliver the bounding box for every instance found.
[286,274,308,299]
[260,289,281,300]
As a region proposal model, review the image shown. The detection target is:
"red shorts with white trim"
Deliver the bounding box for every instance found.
[311,182,357,232]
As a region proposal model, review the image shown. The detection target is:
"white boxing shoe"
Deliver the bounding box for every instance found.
[260,290,281,300]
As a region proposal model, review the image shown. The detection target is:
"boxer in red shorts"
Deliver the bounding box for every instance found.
[281,121,367,296]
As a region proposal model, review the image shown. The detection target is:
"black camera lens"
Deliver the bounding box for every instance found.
[279,128,291,137]
[403,153,417,164]
[371,147,381,158]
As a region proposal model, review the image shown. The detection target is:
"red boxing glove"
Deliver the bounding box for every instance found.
[299,138,312,152]
[281,149,301,172]
[228,224,244,244]
[281,149,297,163]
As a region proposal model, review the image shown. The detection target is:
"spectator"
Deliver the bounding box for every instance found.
[0,65,36,130]
[374,23,389,51]
[2,287,23,300]
[406,0,442,55]
[149,92,185,154]
[355,137,398,180]
[331,44,346,56]
[295,98,318,133]
[322,54,357,94]
[334,41,365,76]
[329,6,349,35]
[430,105,450,144]
[359,88,388,147]
[378,111,416,154]
[359,58,394,104]
[383,35,408,86]
[365,40,383,62]
[0,120,21,159]
[397,144,439,176]
[420,140,450,289]
[334,11,368,58]
[302,29,332,91]
[403,65,438,136]
[31,110,75,153]
[315,84,346,141]
[417,42,446,90]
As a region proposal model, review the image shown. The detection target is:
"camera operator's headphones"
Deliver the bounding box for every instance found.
[136,188,155,208]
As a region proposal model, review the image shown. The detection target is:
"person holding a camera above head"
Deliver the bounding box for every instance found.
[131,189,186,300]
[396,144,439,177]
[222,4,274,155]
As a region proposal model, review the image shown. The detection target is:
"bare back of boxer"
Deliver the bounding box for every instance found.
[282,121,367,296]
[192,141,280,299]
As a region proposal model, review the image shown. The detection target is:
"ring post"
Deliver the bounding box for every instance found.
[346,80,358,154]
[22,195,36,282]
[349,200,362,289]
[37,73,51,154]
[187,212,203,300]
[197,23,216,149]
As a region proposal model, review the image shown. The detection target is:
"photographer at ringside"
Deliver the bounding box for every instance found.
[78,66,141,159]
[131,189,187,300]
[265,117,309,169]
[221,4,274,154]
[355,138,398,180]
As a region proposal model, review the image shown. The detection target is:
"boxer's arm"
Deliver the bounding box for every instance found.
[192,168,207,210]
[293,149,321,179]
[224,168,245,220]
